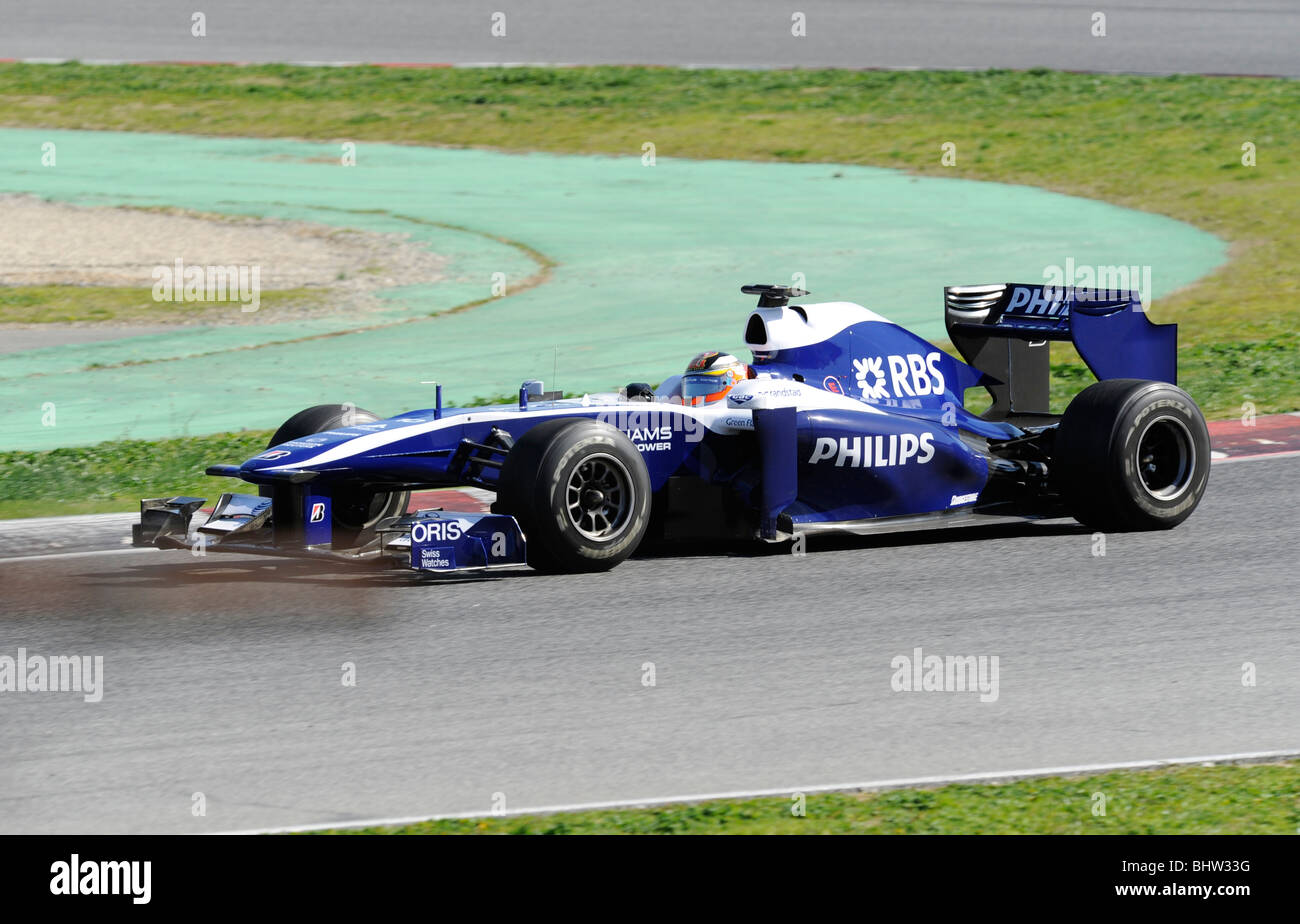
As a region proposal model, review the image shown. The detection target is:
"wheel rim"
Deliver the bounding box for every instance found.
[565,453,633,541]
[1135,415,1195,501]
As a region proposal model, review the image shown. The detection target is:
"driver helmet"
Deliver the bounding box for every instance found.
[682,351,750,406]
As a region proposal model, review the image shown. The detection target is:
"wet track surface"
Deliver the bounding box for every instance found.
[1,456,1296,833]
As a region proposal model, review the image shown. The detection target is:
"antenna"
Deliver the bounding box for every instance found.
[420,381,443,419]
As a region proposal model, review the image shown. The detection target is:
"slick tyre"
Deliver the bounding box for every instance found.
[263,404,409,532]
[1056,379,1210,532]
[493,418,651,573]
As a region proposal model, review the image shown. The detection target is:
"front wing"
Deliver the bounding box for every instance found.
[132,493,527,573]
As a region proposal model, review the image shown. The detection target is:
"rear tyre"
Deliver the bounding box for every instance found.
[492,419,651,573]
[262,404,409,532]
[1055,379,1209,531]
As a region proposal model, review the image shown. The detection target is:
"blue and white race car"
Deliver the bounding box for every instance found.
[134,283,1211,573]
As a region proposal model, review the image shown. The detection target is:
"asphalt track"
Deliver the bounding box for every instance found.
[2,1,1297,77]
[1,453,1296,834]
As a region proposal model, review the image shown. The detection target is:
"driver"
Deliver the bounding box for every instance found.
[681,351,751,406]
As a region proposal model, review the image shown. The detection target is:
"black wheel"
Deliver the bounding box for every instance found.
[262,404,409,532]
[492,418,651,573]
[1055,379,1210,531]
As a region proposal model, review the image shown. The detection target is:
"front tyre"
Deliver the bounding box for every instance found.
[1055,379,1210,531]
[262,403,409,532]
[493,419,652,573]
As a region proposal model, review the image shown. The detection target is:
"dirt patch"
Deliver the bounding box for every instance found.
[0,194,448,326]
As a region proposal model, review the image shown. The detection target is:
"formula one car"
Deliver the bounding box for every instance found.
[134,282,1210,573]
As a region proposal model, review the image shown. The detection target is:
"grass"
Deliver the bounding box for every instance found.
[0,429,272,518]
[314,760,1300,834]
[0,283,329,323]
[1039,333,1300,415]
[1,64,1296,416]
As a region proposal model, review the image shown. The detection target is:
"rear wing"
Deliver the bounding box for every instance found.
[944,283,1177,418]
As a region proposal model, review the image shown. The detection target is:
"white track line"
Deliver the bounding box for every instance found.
[217,747,1300,834]
[0,547,157,564]
[1210,449,1300,465]
[2,59,1287,78]
[0,512,136,528]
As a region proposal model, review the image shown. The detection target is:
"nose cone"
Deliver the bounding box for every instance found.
[242,446,302,471]
[234,411,455,484]
[239,427,361,474]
